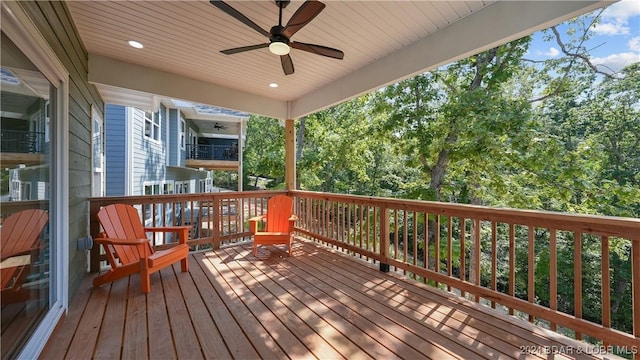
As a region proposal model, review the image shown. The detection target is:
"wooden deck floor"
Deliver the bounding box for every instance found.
[40,240,615,360]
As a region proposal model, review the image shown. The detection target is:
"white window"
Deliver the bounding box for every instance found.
[144,111,160,141]
[180,119,186,149]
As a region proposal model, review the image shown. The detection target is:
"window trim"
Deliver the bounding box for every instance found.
[144,110,160,141]
[180,118,186,150]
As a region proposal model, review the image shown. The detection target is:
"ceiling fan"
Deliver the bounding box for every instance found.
[209,0,344,76]
[213,123,228,130]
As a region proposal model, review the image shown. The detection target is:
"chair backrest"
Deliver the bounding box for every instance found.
[97,204,153,265]
[265,195,294,232]
[0,209,48,259]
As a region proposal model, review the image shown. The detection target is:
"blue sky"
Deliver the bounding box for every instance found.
[529,0,639,74]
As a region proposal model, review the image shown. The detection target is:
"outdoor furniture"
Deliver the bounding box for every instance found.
[249,195,297,257]
[93,203,190,293]
[1,209,49,304]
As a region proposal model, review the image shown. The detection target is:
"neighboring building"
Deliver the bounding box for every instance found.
[103,101,248,197]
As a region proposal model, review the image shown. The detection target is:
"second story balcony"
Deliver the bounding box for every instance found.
[185,143,239,171]
[0,129,46,167]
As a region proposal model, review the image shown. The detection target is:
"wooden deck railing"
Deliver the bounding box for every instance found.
[86,190,639,357]
[290,190,640,357]
[88,191,286,272]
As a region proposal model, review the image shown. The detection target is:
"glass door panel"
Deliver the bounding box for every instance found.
[1,32,53,359]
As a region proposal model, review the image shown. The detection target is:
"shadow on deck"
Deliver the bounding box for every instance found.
[40,240,616,359]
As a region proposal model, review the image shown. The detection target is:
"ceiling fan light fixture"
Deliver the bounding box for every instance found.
[269,41,290,55]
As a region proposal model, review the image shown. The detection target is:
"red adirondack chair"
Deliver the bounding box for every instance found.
[249,195,297,256]
[93,204,190,293]
[1,209,49,304]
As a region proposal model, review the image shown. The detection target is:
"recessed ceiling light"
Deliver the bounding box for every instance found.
[128,40,143,49]
[269,83,278,88]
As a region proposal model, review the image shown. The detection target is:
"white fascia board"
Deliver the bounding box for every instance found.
[289,1,610,119]
[88,54,288,119]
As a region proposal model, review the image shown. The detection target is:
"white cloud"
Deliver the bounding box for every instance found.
[594,0,639,36]
[544,47,560,57]
[630,36,640,52]
[601,0,640,23]
[591,52,640,73]
[593,22,629,36]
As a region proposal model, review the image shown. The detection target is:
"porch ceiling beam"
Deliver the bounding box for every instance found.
[289,0,609,119]
[88,54,288,119]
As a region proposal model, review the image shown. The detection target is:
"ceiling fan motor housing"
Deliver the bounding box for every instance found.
[270,26,289,43]
[275,1,291,9]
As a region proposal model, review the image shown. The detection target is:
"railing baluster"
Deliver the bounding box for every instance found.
[602,235,610,348]
[528,226,535,322]
[435,215,440,287]
[490,222,497,308]
[574,231,583,340]
[423,212,429,273]
[447,216,452,292]
[403,210,408,271]
[632,237,640,359]
[509,223,515,316]
[393,210,400,260]
[550,229,557,331]
[460,217,466,298]
[474,218,481,302]
[413,211,418,267]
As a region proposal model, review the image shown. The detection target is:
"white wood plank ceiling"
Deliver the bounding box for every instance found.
[65,1,611,119]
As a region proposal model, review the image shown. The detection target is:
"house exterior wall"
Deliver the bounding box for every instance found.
[20,0,104,298]
[169,108,179,166]
[131,105,167,195]
[105,104,127,196]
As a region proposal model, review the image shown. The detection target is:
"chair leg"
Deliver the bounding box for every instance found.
[140,262,151,294]
[253,243,258,257]
[181,257,188,272]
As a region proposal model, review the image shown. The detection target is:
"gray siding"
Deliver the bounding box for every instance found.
[105,104,126,196]
[131,105,167,195]
[169,108,179,166]
[20,1,105,297]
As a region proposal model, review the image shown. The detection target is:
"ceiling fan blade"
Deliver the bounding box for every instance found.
[282,0,325,39]
[280,54,294,75]
[209,0,270,38]
[291,42,344,60]
[221,43,269,55]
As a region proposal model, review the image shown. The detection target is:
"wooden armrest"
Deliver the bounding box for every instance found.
[94,237,148,246]
[143,225,191,233]
[143,225,190,244]
[289,215,298,222]
[248,215,266,222]
[249,215,266,234]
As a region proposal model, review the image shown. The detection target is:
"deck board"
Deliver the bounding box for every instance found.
[94,276,128,359]
[39,240,619,360]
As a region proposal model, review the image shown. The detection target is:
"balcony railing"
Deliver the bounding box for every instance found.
[1,130,46,153]
[87,190,640,355]
[186,144,238,161]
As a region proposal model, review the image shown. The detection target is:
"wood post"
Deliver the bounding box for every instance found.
[380,206,390,272]
[285,118,296,190]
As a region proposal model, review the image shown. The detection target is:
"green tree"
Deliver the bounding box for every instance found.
[243,115,286,189]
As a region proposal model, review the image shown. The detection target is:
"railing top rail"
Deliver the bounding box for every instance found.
[290,190,640,239]
[88,190,287,206]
